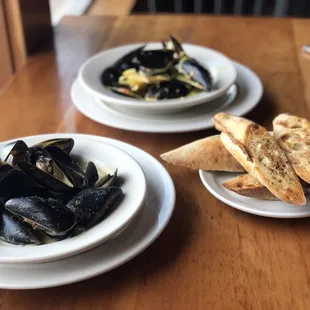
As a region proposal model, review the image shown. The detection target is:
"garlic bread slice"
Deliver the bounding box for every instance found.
[223,174,277,200]
[273,114,310,184]
[213,112,306,205]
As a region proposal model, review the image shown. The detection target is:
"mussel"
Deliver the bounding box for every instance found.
[145,80,191,100]
[176,57,213,91]
[5,197,76,237]
[67,187,122,230]
[32,138,74,154]
[0,211,40,245]
[100,35,214,100]
[136,50,175,74]
[0,137,123,246]
[101,67,122,88]
[113,45,145,71]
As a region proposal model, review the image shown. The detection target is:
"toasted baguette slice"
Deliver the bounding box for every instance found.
[273,114,310,184]
[223,174,278,200]
[160,135,245,172]
[273,113,310,140]
[213,112,306,205]
[223,174,310,200]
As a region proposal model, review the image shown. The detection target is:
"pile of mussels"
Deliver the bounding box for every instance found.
[0,138,122,246]
[101,36,214,101]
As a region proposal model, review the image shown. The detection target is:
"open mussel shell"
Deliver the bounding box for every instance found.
[17,161,74,192]
[45,146,85,189]
[85,161,99,188]
[176,57,213,91]
[113,45,145,72]
[32,138,74,154]
[145,80,191,100]
[0,163,46,201]
[169,35,184,56]
[67,187,122,230]
[0,211,40,245]
[137,50,175,74]
[0,140,28,165]
[101,67,122,88]
[5,197,76,237]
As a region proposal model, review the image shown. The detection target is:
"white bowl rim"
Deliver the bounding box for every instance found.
[78,42,237,109]
[0,133,147,264]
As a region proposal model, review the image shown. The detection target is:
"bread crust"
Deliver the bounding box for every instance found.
[223,173,310,200]
[160,135,245,172]
[273,114,310,184]
[223,174,278,200]
[213,113,306,205]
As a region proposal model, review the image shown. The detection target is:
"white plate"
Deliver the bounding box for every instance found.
[199,171,310,218]
[0,134,175,289]
[78,43,237,113]
[0,135,146,264]
[73,62,262,133]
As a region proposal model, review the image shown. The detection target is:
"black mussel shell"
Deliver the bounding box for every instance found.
[137,50,175,71]
[0,162,14,181]
[1,140,29,165]
[44,146,85,188]
[32,138,74,154]
[113,45,145,71]
[0,168,45,202]
[0,211,40,245]
[17,160,74,192]
[101,67,122,88]
[85,161,99,188]
[169,35,184,56]
[5,197,76,236]
[177,57,213,91]
[145,79,191,100]
[67,187,122,230]
[44,146,84,175]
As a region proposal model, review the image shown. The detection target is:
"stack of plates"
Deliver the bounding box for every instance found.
[0,134,175,289]
[73,43,263,133]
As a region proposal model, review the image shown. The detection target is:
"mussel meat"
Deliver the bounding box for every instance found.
[5,197,76,237]
[0,211,40,245]
[67,187,122,230]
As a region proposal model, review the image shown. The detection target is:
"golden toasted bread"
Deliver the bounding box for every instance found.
[223,173,310,200]
[223,174,278,200]
[160,135,244,171]
[273,114,310,184]
[213,112,306,205]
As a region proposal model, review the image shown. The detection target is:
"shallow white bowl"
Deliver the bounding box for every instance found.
[78,43,237,114]
[0,134,147,264]
[199,170,310,218]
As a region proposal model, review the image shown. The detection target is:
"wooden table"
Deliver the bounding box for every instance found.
[1,15,310,309]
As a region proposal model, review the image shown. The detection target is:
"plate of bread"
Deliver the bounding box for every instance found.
[161,112,310,218]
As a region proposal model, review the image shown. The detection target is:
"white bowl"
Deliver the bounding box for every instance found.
[0,134,147,264]
[78,43,237,114]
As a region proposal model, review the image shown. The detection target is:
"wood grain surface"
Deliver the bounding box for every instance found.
[1,15,310,310]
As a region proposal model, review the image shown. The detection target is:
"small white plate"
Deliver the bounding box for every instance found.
[0,135,146,264]
[0,134,175,289]
[199,171,310,218]
[72,62,262,133]
[78,43,237,113]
